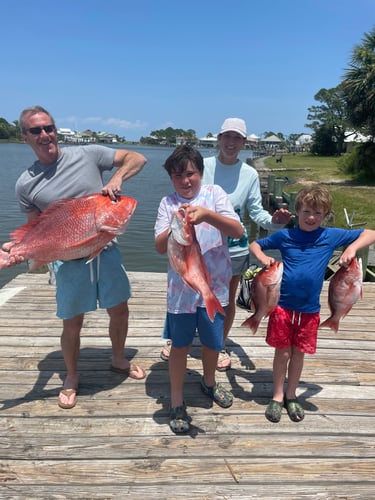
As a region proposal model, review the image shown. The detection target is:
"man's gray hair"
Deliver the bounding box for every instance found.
[19,105,55,133]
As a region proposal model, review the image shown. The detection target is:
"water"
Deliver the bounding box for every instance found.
[0,143,253,289]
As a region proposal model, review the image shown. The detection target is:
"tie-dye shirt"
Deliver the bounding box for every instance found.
[154,184,240,314]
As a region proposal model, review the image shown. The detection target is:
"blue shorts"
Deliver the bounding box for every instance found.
[52,245,131,320]
[163,307,226,351]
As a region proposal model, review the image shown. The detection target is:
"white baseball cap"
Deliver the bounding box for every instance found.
[219,118,247,138]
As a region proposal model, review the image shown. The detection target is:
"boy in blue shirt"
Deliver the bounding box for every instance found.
[249,185,375,423]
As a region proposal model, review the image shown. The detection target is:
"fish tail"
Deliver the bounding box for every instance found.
[205,295,226,322]
[241,315,261,335]
[319,317,339,333]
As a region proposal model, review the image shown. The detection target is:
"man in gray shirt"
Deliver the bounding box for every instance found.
[4,105,147,409]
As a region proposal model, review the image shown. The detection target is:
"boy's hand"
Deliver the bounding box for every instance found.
[339,250,356,267]
[185,205,207,225]
[256,256,275,268]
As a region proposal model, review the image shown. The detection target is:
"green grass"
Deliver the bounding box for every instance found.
[264,153,375,230]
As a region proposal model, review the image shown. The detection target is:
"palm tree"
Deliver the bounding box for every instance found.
[341,26,375,138]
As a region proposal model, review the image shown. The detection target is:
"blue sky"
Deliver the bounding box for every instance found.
[2,0,374,141]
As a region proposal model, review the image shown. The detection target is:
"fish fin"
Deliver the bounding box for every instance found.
[99,225,125,236]
[10,219,40,243]
[11,199,75,242]
[205,295,226,322]
[85,247,105,264]
[241,315,260,335]
[319,317,339,333]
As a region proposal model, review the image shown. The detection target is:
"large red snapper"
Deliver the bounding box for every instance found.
[241,261,283,334]
[0,194,137,271]
[320,257,362,333]
[167,208,225,322]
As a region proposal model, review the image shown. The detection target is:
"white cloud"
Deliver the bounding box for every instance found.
[104,118,147,130]
[56,115,149,135]
[58,115,147,131]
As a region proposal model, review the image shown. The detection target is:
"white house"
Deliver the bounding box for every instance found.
[344,131,372,153]
[295,134,312,151]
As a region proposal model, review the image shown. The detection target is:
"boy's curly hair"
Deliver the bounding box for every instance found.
[294,185,333,215]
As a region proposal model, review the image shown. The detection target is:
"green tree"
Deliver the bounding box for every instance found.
[306,86,351,155]
[0,117,18,140]
[310,124,337,156]
[148,127,197,145]
[185,129,196,139]
[339,26,375,179]
[0,119,10,139]
[341,26,375,138]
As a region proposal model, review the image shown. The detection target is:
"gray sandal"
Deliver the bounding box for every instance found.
[200,377,233,408]
[169,403,191,433]
[284,395,305,422]
[265,399,283,423]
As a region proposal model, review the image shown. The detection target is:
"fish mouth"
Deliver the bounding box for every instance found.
[170,208,192,246]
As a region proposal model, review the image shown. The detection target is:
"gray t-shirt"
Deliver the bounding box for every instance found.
[15,145,116,213]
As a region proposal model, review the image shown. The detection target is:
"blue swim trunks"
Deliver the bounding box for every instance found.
[52,244,131,319]
[163,307,226,351]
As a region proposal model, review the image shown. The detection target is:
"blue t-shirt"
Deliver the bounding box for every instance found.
[256,226,363,313]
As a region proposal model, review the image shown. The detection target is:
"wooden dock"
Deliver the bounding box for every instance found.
[1,271,375,499]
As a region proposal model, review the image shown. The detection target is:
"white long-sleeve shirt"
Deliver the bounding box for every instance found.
[203,156,283,258]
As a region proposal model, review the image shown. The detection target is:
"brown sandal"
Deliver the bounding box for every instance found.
[216,349,231,371]
[110,363,146,379]
[58,389,77,409]
[160,340,172,361]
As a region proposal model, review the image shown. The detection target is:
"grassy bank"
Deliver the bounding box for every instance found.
[263,153,375,230]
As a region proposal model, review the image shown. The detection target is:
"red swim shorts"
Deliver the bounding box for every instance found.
[266,305,320,354]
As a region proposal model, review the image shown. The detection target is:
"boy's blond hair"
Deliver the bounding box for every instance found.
[294,185,332,215]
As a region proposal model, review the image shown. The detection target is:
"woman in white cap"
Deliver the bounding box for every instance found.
[160,118,291,370]
[203,118,291,370]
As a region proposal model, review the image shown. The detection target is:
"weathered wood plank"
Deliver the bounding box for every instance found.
[1,484,374,499]
[2,432,375,460]
[2,458,375,485]
[1,271,375,499]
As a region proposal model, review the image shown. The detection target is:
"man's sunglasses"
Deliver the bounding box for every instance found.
[27,125,56,135]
